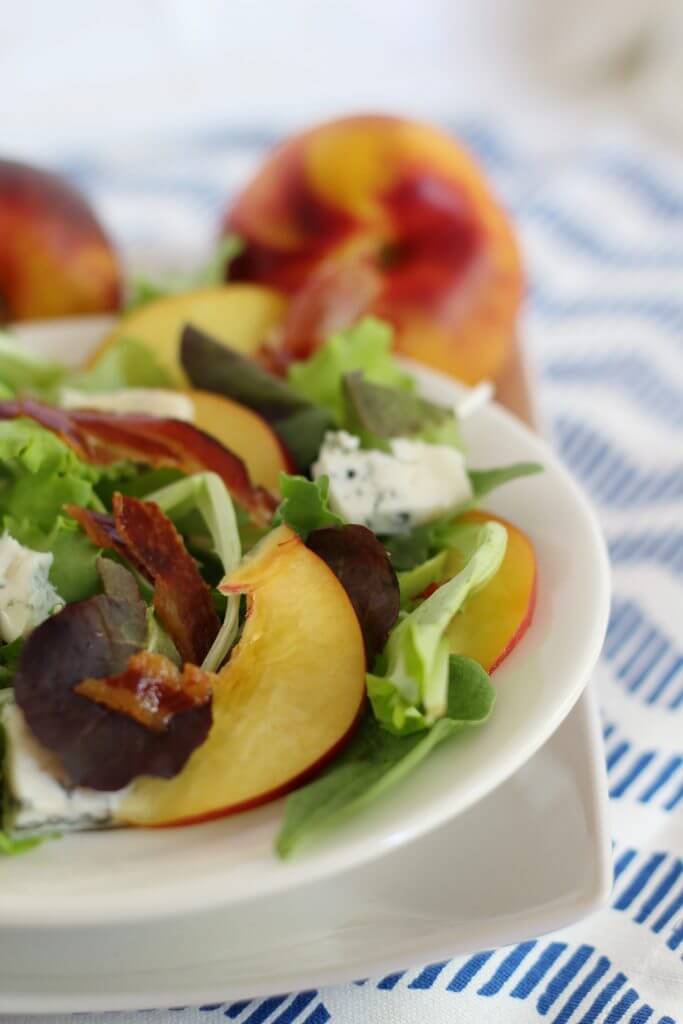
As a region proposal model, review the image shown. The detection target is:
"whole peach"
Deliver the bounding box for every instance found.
[222,114,523,386]
[0,159,122,322]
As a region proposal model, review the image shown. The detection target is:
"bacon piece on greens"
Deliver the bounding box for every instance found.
[75,651,215,733]
[0,397,276,525]
[67,495,221,666]
[13,559,212,791]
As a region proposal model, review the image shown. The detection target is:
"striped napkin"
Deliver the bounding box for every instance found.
[29,122,683,1024]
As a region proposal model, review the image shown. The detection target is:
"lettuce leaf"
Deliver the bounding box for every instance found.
[5,515,102,604]
[0,420,120,601]
[287,317,414,423]
[0,417,90,486]
[277,655,494,857]
[368,521,507,734]
[147,472,241,671]
[397,550,449,607]
[0,418,141,602]
[0,333,66,400]
[0,332,173,399]
[68,338,175,392]
[273,474,343,538]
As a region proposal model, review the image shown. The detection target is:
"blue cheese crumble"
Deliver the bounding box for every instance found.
[2,703,126,834]
[312,431,473,534]
[0,533,62,643]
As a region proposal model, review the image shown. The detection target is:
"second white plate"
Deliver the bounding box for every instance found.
[0,685,610,1013]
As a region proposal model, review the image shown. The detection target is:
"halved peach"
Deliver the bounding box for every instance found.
[445,510,536,672]
[89,284,288,384]
[117,526,366,826]
[190,389,293,490]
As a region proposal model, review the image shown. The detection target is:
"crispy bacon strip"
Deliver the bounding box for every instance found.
[267,257,383,370]
[113,494,221,665]
[75,651,215,733]
[66,503,133,561]
[67,496,220,665]
[0,397,276,525]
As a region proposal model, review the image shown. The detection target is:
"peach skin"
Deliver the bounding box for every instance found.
[223,114,523,385]
[0,159,122,322]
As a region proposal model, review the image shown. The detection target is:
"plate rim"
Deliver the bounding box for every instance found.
[0,320,611,929]
[0,685,612,1014]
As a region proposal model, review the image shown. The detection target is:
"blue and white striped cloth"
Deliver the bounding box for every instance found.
[43,122,683,1024]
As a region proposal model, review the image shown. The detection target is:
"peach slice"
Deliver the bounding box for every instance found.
[189,389,293,490]
[0,159,122,322]
[223,114,523,385]
[117,526,366,826]
[445,510,536,672]
[89,284,288,385]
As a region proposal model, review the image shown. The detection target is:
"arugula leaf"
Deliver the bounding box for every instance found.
[126,235,244,311]
[180,325,335,471]
[343,372,460,450]
[68,338,175,392]
[397,550,449,607]
[0,333,66,400]
[274,407,337,472]
[277,655,494,857]
[287,317,414,423]
[368,521,507,734]
[469,463,543,502]
[273,474,343,538]
[147,472,241,671]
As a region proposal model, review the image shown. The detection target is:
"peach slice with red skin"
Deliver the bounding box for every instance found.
[444,510,536,672]
[223,114,523,385]
[189,388,294,491]
[117,526,366,827]
[88,284,289,384]
[0,159,122,322]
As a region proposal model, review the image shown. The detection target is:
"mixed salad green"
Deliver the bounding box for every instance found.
[0,310,541,857]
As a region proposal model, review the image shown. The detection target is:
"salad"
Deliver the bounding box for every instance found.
[0,294,540,858]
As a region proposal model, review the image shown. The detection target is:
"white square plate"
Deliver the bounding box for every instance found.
[0,683,611,1014]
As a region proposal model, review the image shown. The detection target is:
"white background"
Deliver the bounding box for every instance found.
[1,0,682,159]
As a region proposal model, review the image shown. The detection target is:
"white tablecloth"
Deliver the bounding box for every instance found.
[6,119,682,1024]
